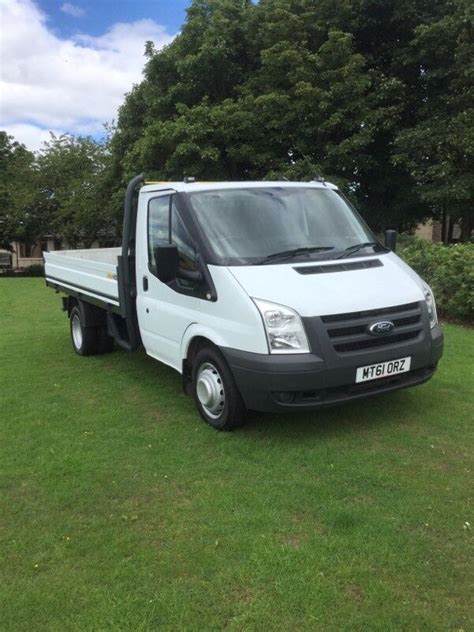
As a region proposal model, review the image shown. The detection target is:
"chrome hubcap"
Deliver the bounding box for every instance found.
[196,362,225,418]
[72,314,83,349]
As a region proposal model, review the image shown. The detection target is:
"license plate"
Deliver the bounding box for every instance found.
[355,356,411,383]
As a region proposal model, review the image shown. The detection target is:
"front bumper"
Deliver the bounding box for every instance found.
[221,323,444,413]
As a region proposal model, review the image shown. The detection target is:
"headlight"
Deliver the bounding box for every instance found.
[422,282,438,328]
[253,299,310,354]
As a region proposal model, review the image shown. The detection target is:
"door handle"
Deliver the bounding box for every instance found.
[143,276,148,291]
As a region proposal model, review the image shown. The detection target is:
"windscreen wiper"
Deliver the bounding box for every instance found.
[255,246,335,265]
[336,241,385,259]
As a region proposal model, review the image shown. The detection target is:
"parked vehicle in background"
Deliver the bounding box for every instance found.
[44,177,444,430]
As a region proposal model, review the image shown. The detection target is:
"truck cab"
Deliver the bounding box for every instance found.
[44,177,443,430]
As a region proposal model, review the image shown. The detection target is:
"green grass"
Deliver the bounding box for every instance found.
[0,279,473,631]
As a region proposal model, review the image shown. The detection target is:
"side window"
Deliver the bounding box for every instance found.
[148,195,200,291]
[148,195,170,270]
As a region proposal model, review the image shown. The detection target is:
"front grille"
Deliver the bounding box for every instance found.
[321,302,423,353]
[322,302,419,323]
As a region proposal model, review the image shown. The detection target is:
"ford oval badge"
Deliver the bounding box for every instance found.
[368,320,395,336]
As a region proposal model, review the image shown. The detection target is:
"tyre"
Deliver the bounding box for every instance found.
[192,346,247,430]
[70,306,99,356]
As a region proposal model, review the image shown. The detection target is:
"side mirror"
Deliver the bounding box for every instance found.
[154,243,178,283]
[384,229,397,252]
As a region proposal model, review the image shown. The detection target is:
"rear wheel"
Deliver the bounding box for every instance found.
[70,306,99,355]
[192,346,247,431]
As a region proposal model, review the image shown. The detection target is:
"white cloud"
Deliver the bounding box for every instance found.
[0,0,175,150]
[61,3,85,18]
[1,123,63,151]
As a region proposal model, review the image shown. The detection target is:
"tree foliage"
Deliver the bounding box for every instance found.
[393,0,474,240]
[110,0,472,235]
[35,134,116,247]
[2,0,472,242]
[0,133,116,250]
[0,132,36,250]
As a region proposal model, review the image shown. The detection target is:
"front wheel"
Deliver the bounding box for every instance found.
[192,346,247,431]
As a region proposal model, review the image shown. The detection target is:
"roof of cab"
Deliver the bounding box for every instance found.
[140,180,339,194]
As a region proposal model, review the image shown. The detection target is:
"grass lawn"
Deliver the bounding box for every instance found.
[0,278,473,631]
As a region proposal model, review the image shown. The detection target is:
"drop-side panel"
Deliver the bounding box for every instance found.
[44,249,120,305]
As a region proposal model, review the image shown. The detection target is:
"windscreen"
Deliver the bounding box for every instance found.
[188,187,377,265]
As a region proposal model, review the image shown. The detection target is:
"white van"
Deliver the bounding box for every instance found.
[44,177,443,430]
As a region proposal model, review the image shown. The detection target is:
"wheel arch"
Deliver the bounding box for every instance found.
[64,295,78,317]
[180,325,228,394]
[68,298,107,328]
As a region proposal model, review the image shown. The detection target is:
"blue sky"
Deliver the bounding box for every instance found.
[38,0,189,38]
[0,0,191,150]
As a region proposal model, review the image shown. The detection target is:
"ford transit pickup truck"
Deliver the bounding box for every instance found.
[44,176,444,430]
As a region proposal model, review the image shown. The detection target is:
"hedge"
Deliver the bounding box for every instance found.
[399,239,473,324]
[1,264,44,277]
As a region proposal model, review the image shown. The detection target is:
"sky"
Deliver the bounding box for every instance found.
[0,0,190,150]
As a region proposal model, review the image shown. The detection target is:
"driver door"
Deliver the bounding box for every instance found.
[136,191,203,370]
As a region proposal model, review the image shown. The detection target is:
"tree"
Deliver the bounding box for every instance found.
[393,0,474,241]
[35,134,117,248]
[0,132,37,250]
[0,132,117,251]
[108,0,473,233]
[112,4,393,211]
